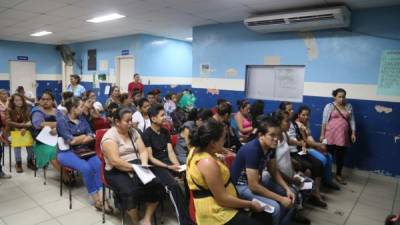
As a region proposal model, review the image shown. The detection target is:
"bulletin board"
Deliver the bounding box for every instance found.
[245,65,305,102]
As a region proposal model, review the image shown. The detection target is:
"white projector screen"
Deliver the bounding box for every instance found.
[245,65,305,102]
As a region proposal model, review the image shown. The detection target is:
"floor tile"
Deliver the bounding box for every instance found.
[352,203,391,221]
[2,207,52,225]
[56,207,102,225]
[42,197,87,217]
[345,214,384,225]
[36,219,62,225]
[0,186,26,203]
[0,195,38,217]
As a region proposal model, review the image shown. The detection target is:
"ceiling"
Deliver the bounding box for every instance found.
[0,0,399,44]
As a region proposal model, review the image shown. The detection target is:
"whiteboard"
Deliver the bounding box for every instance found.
[245,65,305,102]
[10,61,36,97]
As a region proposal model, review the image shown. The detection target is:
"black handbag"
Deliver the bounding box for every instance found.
[72,142,96,159]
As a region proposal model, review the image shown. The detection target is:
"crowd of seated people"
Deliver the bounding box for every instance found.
[0,73,358,225]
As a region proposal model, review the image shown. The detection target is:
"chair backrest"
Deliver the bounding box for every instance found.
[224,154,236,169]
[92,117,111,131]
[95,128,108,185]
[188,190,197,223]
[170,134,178,148]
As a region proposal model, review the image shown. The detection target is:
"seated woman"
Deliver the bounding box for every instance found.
[175,108,213,164]
[132,98,151,133]
[234,100,253,143]
[120,92,137,113]
[7,93,35,173]
[212,102,241,152]
[32,90,63,171]
[292,106,340,191]
[57,97,110,212]
[187,119,265,225]
[102,107,164,225]
[105,86,121,109]
[81,91,102,130]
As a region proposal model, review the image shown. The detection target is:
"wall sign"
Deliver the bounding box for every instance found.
[17,56,29,60]
[121,49,129,55]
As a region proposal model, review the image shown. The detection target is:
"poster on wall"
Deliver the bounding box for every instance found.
[245,65,305,102]
[377,50,400,96]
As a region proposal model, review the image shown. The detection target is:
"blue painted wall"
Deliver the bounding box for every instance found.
[193,6,400,85]
[71,34,192,77]
[0,40,61,74]
[70,34,192,102]
[190,6,400,175]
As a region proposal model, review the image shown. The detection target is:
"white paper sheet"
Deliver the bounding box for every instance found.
[252,198,275,213]
[178,164,186,172]
[57,137,70,151]
[104,85,111,95]
[36,126,58,146]
[301,181,313,190]
[132,164,156,185]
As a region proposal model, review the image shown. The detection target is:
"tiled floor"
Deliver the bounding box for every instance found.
[0,148,398,225]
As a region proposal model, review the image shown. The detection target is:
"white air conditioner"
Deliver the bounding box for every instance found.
[244,6,351,33]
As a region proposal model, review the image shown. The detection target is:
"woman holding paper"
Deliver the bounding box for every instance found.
[7,93,35,173]
[32,90,63,170]
[57,97,112,213]
[187,119,266,225]
[102,107,164,225]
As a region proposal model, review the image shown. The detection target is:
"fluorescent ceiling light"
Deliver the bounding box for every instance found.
[185,37,193,41]
[87,13,125,23]
[30,31,52,37]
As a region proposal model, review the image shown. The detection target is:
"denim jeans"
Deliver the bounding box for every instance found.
[236,172,295,225]
[14,146,33,162]
[58,150,102,195]
[308,149,333,183]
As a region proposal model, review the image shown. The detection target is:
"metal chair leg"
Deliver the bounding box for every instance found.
[69,179,72,209]
[60,166,63,196]
[9,146,11,172]
[34,158,37,177]
[1,143,4,166]
[102,185,106,223]
[43,167,47,185]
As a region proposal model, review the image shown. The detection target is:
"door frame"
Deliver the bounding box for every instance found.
[61,60,73,92]
[9,60,36,97]
[115,55,134,89]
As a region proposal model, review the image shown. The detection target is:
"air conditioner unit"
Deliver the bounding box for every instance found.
[244,6,351,33]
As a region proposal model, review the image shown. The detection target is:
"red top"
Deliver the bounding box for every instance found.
[128,81,144,96]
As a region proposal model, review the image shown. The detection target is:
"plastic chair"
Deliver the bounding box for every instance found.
[170,134,178,149]
[95,129,109,224]
[59,165,75,209]
[92,117,111,131]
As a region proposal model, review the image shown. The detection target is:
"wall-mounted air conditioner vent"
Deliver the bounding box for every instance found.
[244,6,351,33]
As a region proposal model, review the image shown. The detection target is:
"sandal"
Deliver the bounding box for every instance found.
[336,176,347,185]
[94,200,114,214]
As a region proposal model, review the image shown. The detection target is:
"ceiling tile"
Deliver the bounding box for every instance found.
[327,0,400,9]
[46,5,98,19]
[0,0,26,8]
[170,0,243,14]
[13,0,67,13]
[0,8,37,22]
[246,0,326,14]
[73,0,135,12]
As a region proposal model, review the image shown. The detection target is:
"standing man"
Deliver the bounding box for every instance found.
[128,73,144,98]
